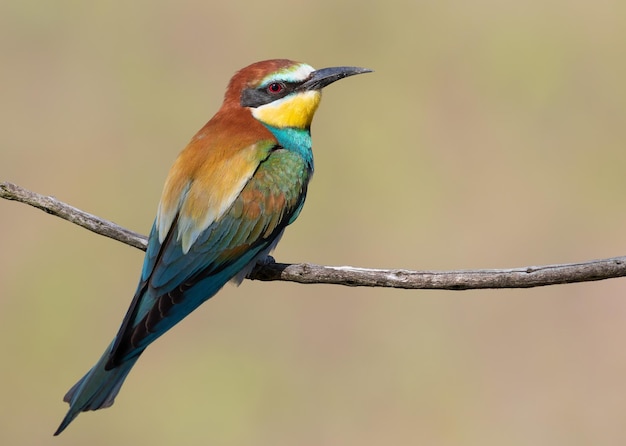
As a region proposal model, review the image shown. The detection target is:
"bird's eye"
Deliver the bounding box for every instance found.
[267,82,285,94]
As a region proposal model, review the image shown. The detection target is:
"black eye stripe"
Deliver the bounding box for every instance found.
[240,82,299,108]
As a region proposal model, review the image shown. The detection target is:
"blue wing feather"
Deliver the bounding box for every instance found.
[108,147,310,366]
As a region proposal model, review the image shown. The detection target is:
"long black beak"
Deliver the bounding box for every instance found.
[299,66,373,91]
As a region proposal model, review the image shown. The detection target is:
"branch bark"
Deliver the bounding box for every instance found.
[2,181,625,290]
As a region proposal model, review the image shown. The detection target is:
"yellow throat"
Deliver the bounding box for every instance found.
[252,90,321,129]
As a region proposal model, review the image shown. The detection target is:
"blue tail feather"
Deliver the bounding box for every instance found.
[54,344,142,435]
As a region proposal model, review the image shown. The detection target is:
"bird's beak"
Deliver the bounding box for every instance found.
[300,66,373,91]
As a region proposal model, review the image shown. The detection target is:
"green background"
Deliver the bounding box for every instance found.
[2,0,626,444]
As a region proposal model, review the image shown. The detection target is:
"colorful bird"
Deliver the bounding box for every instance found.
[54,59,371,435]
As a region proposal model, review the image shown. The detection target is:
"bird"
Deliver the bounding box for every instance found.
[54,59,371,435]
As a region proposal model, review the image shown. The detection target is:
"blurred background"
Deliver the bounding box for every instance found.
[2,0,626,444]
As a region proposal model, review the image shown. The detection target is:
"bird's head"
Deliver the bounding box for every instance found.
[223,59,371,130]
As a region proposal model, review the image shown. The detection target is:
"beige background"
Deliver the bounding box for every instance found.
[2,0,626,444]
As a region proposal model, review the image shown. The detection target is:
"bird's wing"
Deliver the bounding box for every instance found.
[106,145,310,367]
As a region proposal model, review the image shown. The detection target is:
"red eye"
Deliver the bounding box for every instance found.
[267,82,284,94]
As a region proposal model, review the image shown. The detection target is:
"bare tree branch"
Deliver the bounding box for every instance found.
[1,182,146,250]
[2,181,626,290]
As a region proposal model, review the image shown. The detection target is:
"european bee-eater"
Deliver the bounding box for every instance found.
[54,59,371,435]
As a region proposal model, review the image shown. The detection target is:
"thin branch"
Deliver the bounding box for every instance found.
[2,181,626,290]
[1,182,146,250]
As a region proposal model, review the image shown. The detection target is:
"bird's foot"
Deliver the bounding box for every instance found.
[256,255,276,266]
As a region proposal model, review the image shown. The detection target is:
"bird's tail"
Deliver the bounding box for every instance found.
[54,344,142,435]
